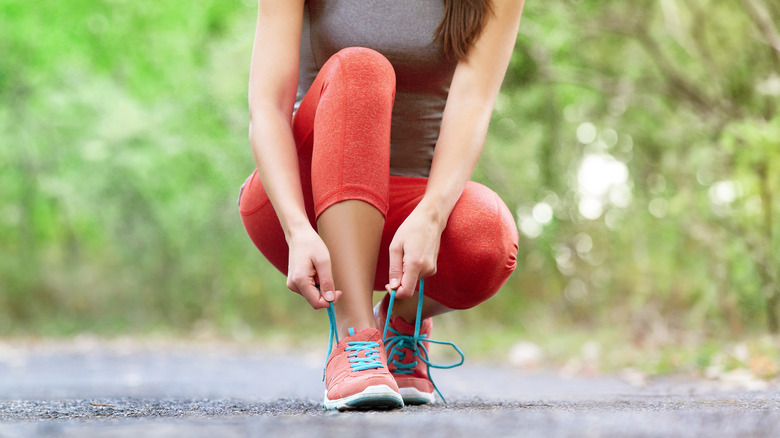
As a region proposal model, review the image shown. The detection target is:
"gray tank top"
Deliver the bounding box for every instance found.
[297,0,457,177]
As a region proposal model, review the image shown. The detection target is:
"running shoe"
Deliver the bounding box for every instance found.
[375,294,438,404]
[375,280,465,404]
[323,324,404,411]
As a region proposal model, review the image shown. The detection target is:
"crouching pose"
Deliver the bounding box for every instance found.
[240,0,524,410]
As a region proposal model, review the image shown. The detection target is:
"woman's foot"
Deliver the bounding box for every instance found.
[374,296,436,405]
[323,327,404,411]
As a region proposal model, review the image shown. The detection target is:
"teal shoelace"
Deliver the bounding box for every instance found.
[345,328,384,371]
[324,307,384,380]
[381,278,465,403]
[322,279,465,399]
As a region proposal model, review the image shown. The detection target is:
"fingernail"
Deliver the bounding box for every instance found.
[389,278,399,289]
[323,290,335,301]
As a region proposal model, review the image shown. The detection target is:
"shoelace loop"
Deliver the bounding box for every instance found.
[381,279,465,403]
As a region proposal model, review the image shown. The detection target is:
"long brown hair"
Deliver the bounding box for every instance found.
[436,0,493,60]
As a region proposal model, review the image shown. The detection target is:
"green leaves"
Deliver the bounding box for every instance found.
[1,0,779,340]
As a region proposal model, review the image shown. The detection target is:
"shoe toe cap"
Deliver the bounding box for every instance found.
[327,372,400,399]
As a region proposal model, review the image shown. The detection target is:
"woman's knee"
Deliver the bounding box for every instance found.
[327,47,396,97]
[450,182,519,259]
[333,47,394,76]
[433,183,519,309]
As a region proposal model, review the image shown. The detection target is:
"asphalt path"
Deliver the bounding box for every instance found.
[0,338,779,437]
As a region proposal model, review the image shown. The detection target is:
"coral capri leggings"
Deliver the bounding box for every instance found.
[239,47,518,310]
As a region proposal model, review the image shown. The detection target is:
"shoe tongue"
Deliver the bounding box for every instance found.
[391,314,433,335]
[345,327,381,342]
[390,316,418,335]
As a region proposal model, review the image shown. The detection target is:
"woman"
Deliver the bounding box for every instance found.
[239,0,523,410]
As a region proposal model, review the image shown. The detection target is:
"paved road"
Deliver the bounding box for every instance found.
[0,338,778,437]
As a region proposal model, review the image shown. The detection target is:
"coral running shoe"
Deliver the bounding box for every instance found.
[375,295,436,404]
[323,326,404,411]
[375,280,465,405]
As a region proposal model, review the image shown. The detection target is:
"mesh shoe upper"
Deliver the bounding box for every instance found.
[324,327,401,401]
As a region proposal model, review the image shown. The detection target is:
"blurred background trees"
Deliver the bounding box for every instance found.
[1,0,778,358]
[478,0,780,345]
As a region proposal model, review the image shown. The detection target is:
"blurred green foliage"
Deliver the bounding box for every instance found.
[1,0,779,350]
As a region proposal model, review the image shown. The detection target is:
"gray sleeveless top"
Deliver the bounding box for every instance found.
[296,0,457,177]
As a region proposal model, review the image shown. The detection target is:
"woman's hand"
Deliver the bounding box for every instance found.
[286,226,342,309]
[386,204,446,298]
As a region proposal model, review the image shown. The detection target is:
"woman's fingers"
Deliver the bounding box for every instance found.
[300,283,330,309]
[289,275,341,310]
[386,207,442,297]
[312,255,338,302]
[396,262,419,298]
[285,230,343,310]
[387,245,436,298]
[386,242,404,293]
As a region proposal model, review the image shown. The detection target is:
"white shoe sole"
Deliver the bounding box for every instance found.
[323,384,404,411]
[400,387,435,405]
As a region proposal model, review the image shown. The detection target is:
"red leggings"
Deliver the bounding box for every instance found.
[239,47,518,310]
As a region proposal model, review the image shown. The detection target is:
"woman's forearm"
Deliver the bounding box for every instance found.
[419,0,524,230]
[247,0,308,242]
[420,99,493,230]
[249,104,311,241]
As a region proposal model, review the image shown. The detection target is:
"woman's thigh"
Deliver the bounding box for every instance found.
[375,177,519,309]
[238,170,306,275]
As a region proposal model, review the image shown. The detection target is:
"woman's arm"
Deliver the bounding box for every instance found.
[249,0,339,308]
[387,0,525,297]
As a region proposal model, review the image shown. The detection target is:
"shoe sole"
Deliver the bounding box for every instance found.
[400,387,435,405]
[323,384,404,411]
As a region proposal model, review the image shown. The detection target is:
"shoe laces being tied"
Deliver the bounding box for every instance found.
[381,279,465,402]
[323,303,384,380]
